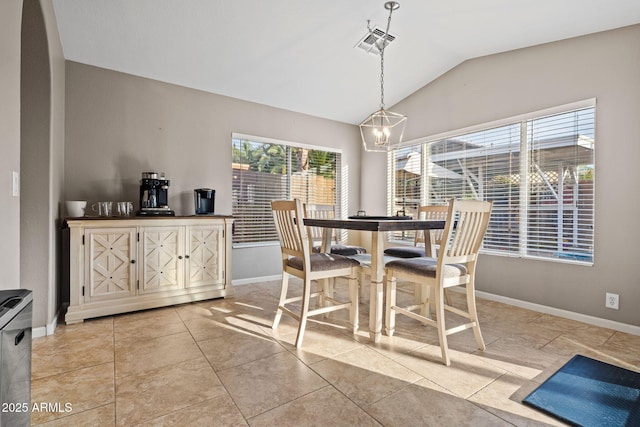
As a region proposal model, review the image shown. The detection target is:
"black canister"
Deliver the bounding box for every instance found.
[194,188,215,215]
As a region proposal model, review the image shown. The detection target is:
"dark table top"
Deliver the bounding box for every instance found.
[303,217,446,232]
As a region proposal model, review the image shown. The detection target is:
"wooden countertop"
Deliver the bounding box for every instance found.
[62,215,234,227]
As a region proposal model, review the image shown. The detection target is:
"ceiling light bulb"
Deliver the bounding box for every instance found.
[374,127,389,146]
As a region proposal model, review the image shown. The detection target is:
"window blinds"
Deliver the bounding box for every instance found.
[388,105,595,263]
[232,136,341,245]
[524,108,594,261]
[427,123,522,254]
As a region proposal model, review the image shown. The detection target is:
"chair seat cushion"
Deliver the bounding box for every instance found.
[329,244,367,256]
[386,257,468,278]
[384,246,425,258]
[312,244,367,256]
[287,253,361,272]
[347,253,402,267]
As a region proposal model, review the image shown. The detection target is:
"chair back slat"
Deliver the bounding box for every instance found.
[271,200,309,259]
[440,199,492,265]
[415,205,449,248]
[305,204,336,242]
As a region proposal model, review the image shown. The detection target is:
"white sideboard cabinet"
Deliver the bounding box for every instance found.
[64,216,233,323]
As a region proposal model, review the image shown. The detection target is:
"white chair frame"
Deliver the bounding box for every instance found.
[271,199,359,348]
[385,199,493,366]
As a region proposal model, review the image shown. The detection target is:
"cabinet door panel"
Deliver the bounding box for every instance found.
[85,228,137,302]
[140,227,184,294]
[187,225,224,287]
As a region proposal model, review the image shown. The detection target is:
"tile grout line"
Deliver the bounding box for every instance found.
[179,303,256,425]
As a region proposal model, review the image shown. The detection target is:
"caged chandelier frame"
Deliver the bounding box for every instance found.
[359,1,407,152]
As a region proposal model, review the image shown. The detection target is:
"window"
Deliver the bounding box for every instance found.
[388,102,595,263]
[232,134,342,245]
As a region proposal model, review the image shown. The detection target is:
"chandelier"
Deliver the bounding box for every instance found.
[359,1,407,152]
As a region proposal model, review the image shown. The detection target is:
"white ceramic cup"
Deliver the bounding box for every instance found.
[65,201,87,217]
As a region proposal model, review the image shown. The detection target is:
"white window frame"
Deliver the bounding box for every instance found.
[388,99,596,265]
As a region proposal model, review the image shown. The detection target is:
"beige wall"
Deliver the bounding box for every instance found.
[0,1,23,289]
[21,0,50,327]
[46,0,66,325]
[20,0,66,329]
[64,62,362,280]
[362,24,640,326]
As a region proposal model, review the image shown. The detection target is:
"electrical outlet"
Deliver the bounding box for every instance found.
[605,292,619,310]
[11,171,19,197]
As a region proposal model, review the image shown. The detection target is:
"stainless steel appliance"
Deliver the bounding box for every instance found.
[0,289,33,427]
[194,188,215,215]
[136,172,175,216]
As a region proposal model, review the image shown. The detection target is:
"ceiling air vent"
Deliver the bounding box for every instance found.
[355,26,396,56]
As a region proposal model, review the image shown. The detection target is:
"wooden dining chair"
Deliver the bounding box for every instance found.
[383,204,449,304]
[384,204,449,258]
[271,199,360,348]
[305,204,366,256]
[384,199,493,366]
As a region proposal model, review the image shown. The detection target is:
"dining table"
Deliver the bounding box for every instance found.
[303,215,447,343]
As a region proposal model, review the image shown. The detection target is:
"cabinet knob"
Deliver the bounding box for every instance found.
[131,260,136,264]
[178,256,183,260]
[185,255,190,259]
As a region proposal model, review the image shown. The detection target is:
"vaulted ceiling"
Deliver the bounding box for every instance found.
[52,0,640,124]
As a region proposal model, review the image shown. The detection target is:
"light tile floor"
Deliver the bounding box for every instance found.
[31,279,640,426]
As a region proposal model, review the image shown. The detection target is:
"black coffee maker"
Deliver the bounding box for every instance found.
[194,188,215,215]
[136,172,175,216]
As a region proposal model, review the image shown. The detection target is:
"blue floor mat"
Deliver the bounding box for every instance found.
[523,355,640,427]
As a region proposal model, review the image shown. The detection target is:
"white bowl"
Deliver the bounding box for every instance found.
[65,201,87,217]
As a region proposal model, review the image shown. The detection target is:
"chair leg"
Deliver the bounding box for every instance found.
[423,286,449,319]
[329,277,335,299]
[434,286,451,366]
[420,284,432,318]
[385,275,397,336]
[295,277,313,348]
[414,282,421,306]
[315,280,322,308]
[319,278,329,317]
[316,278,331,309]
[348,271,359,334]
[273,272,289,329]
[319,277,335,316]
[358,270,367,300]
[466,282,485,351]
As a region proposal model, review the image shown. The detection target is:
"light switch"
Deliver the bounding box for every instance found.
[11,171,19,197]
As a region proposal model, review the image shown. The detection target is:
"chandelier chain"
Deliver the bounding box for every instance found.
[380,51,385,109]
[359,1,406,152]
[379,3,395,110]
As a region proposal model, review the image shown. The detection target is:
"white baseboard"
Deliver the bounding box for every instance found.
[32,308,61,339]
[233,275,282,286]
[475,290,640,336]
[32,327,47,338]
